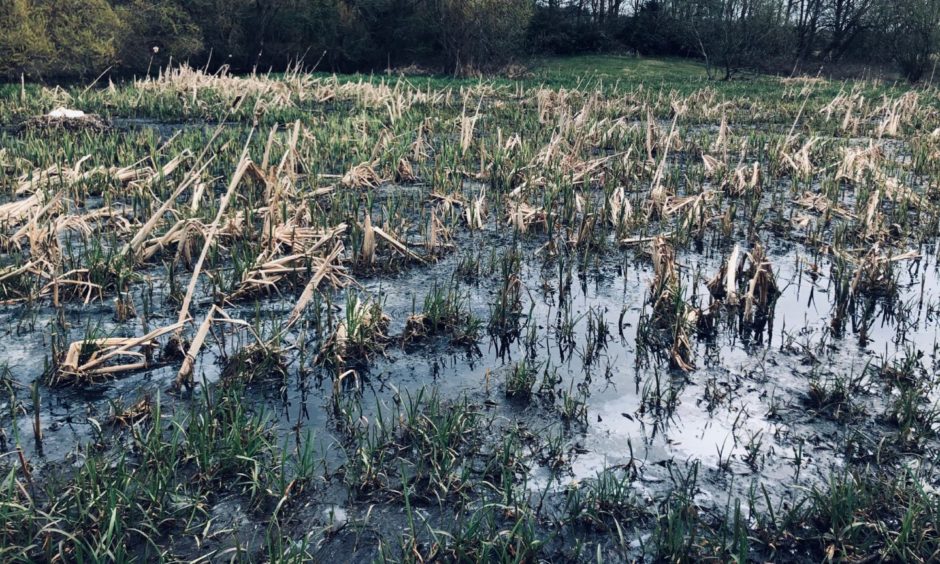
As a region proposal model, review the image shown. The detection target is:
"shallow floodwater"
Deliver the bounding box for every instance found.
[3,101,940,563]
[7,180,938,524]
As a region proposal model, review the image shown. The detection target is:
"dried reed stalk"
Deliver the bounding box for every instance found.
[174,145,253,340]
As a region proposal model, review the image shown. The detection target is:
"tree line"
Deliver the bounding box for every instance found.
[1,0,938,81]
[533,0,940,81]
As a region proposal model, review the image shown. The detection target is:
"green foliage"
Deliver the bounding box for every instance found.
[42,0,121,77]
[114,0,203,71]
[1,0,534,79]
[0,0,51,75]
[886,0,940,82]
[1,0,939,83]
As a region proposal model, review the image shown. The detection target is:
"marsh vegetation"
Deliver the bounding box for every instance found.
[0,57,939,562]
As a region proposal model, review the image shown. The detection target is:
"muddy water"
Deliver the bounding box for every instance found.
[3,146,939,544]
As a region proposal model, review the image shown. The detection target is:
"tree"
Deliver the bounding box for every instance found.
[0,0,51,77]
[114,0,203,72]
[431,0,534,72]
[41,0,122,77]
[623,1,683,56]
[183,0,254,68]
[884,0,940,82]
[785,0,823,64]
[691,0,784,80]
[821,0,873,61]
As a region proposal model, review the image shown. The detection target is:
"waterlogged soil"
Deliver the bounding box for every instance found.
[6,222,940,546]
[2,117,939,561]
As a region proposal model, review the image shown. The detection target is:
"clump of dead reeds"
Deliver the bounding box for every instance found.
[136,64,309,111]
[707,244,743,306]
[707,242,778,329]
[645,237,697,371]
[342,162,381,189]
[780,136,819,177]
[742,242,778,324]
[49,323,184,386]
[228,231,350,301]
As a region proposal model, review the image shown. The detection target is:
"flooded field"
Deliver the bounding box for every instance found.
[1,64,940,562]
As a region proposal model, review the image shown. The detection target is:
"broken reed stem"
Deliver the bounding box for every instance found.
[651,114,679,190]
[174,305,219,390]
[724,244,741,305]
[261,123,277,170]
[72,321,186,374]
[284,243,343,331]
[275,120,302,178]
[32,382,41,446]
[174,137,254,338]
[373,225,426,264]
[361,213,376,264]
[122,157,213,258]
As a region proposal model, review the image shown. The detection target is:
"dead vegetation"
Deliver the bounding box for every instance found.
[3,61,940,564]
